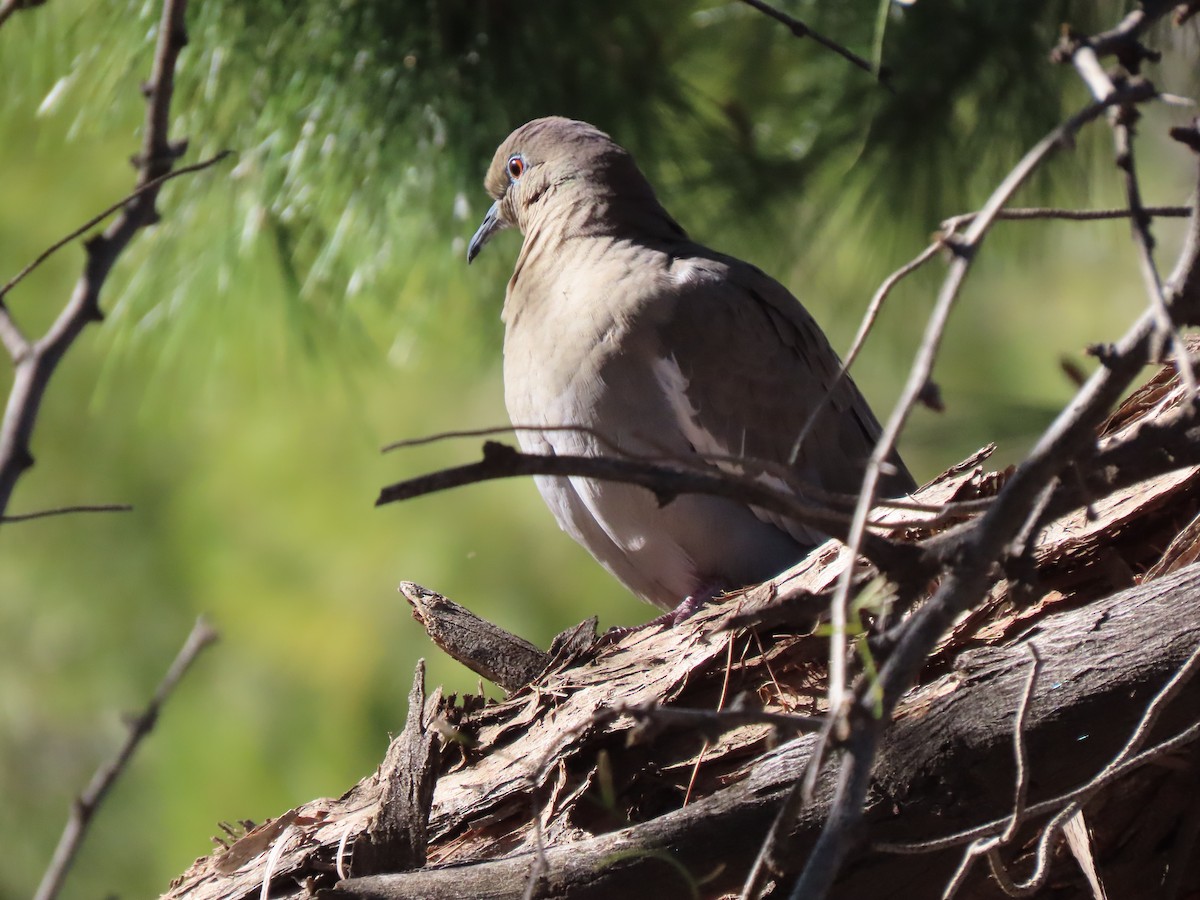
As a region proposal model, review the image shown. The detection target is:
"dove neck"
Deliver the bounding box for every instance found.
[524,176,687,245]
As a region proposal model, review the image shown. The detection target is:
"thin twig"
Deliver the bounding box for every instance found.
[1177,2,1200,27]
[34,617,218,900]
[1072,40,1198,392]
[940,204,1191,232]
[1079,5,1161,58]
[790,240,946,463]
[859,297,1172,883]
[382,423,620,454]
[1,503,133,523]
[941,844,981,900]
[792,201,1194,475]
[985,844,1028,898]
[753,112,1175,898]
[736,0,884,84]
[258,825,294,900]
[0,151,233,307]
[1095,630,1200,774]
[1119,124,1199,393]
[336,824,353,881]
[792,200,1199,420]
[941,644,1043,898]
[1006,477,1060,572]
[1004,644,1042,843]
[0,299,25,361]
[1072,44,1122,103]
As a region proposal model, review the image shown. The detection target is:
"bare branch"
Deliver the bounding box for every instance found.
[0,0,203,521]
[388,421,931,513]
[829,302,1169,890]
[387,422,937,515]
[809,196,1197,444]
[34,617,218,900]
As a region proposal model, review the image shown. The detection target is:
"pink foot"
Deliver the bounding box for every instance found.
[600,581,725,643]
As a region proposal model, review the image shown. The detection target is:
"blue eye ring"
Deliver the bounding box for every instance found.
[507,154,525,180]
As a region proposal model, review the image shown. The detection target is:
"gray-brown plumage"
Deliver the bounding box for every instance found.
[468,117,914,615]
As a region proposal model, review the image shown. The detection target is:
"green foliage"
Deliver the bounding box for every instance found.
[5,0,1131,346]
[167,0,1122,288]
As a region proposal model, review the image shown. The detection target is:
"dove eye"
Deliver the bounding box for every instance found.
[506,154,525,180]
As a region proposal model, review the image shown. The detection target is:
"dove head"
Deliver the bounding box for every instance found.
[467,117,677,263]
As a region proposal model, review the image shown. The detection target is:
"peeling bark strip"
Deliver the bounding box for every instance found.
[401,582,552,692]
[349,660,441,876]
[402,581,602,693]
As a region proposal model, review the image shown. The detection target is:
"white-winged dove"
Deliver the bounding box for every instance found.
[468,117,914,619]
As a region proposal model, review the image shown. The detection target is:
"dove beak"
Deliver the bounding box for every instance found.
[467,201,506,264]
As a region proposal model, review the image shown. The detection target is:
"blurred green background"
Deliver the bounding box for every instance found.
[1,1,1196,896]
